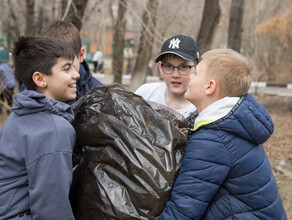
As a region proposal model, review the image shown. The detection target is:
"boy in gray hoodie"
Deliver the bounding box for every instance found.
[0,36,80,219]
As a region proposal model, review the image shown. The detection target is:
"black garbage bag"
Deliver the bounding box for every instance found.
[147,101,198,135]
[70,84,187,220]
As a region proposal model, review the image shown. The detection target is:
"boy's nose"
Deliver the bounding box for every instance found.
[73,69,80,79]
[172,67,180,77]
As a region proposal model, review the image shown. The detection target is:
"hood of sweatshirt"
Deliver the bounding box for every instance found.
[12,89,74,123]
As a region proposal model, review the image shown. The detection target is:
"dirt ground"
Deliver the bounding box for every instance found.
[254,94,292,218]
[0,94,291,217]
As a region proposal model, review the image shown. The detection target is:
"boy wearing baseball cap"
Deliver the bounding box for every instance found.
[135,35,200,118]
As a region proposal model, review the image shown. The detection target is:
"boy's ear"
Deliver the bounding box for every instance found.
[79,46,85,63]
[32,72,47,88]
[158,61,164,77]
[205,79,217,95]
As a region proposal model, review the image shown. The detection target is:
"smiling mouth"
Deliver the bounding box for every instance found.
[68,84,77,88]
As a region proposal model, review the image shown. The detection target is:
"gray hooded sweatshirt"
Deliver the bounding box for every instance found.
[0,90,75,219]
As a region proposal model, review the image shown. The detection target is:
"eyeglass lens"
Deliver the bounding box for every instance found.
[162,63,194,75]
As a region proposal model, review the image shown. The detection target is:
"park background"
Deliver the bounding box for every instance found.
[0,0,292,218]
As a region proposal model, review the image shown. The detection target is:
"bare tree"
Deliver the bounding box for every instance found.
[61,0,68,15]
[129,0,159,91]
[63,0,89,30]
[197,0,221,54]
[112,0,127,84]
[228,0,245,52]
[35,7,49,34]
[255,11,292,83]
[2,0,21,49]
[82,0,106,24]
[108,0,116,28]
[25,0,35,35]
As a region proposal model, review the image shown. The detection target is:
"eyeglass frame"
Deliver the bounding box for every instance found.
[160,62,196,76]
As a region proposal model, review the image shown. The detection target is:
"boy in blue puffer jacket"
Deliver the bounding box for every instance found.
[156,48,287,219]
[0,36,79,219]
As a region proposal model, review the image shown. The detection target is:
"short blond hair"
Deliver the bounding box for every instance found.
[202,49,254,97]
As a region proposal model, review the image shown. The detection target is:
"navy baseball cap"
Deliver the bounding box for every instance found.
[155,35,200,63]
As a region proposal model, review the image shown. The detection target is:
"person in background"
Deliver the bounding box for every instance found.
[0,36,79,220]
[135,35,200,118]
[0,59,16,112]
[156,48,287,220]
[39,20,103,104]
[92,49,103,73]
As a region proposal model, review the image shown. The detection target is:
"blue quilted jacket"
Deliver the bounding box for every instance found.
[156,94,287,220]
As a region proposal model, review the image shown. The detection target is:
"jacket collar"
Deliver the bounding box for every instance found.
[192,97,240,130]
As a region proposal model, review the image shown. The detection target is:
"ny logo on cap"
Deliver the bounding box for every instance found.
[169,38,181,49]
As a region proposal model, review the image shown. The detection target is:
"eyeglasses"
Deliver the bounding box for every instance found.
[161,63,195,75]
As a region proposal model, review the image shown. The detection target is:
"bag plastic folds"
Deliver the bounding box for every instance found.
[70,84,187,220]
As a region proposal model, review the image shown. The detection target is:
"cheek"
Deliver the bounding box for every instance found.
[189,77,197,89]
[56,74,70,86]
[73,59,80,72]
[162,74,171,82]
[182,75,191,85]
[185,86,192,100]
[190,73,195,80]
[55,80,67,90]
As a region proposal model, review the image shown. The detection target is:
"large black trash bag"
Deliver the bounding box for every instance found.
[147,101,198,134]
[70,84,186,220]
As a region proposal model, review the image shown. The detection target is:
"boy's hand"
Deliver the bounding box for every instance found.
[73,165,78,172]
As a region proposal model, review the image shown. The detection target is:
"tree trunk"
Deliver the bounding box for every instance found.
[228,0,245,52]
[129,0,159,92]
[108,0,115,27]
[63,0,88,30]
[25,0,35,36]
[35,7,47,35]
[61,0,68,16]
[197,0,221,54]
[112,0,127,84]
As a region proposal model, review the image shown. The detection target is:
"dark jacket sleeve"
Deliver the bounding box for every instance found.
[89,73,103,88]
[79,60,102,90]
[156,132,231,220]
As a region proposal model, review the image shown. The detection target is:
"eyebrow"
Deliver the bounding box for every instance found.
[62,62,72,68]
